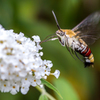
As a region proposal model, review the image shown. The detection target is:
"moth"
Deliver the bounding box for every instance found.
[40,11,100,67]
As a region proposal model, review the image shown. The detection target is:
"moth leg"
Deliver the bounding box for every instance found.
[65,40,76,60]
[74,51,84,62]
[71,49,74,54]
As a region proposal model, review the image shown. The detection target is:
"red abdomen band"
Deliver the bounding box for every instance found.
[85,48,91,57]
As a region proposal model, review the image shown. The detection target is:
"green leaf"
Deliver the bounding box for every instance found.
[41,79,62,99]
[39,94,48,100]
[54,78,80,100]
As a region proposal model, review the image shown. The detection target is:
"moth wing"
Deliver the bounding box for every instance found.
[72,11,100,45]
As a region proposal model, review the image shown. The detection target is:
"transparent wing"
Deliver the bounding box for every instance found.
[72,11,100,45]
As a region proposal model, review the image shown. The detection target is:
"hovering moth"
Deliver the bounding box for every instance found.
[40,11,100,67]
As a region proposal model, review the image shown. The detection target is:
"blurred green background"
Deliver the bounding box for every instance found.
[0,0,100,100]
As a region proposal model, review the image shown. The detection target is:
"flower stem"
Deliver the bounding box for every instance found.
[36,86,56,100]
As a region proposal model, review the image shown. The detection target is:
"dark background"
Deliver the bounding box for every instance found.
[0,0,100,100]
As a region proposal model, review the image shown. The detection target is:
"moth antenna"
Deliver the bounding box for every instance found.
[52,10,61,30]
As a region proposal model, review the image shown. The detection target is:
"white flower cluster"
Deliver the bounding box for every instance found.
[0,25,60,95]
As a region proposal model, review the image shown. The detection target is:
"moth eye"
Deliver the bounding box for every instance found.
[60,32,65,36]
[56,30,65,36]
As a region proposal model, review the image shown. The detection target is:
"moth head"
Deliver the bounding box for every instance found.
[56,30,65,37]
[56,30,66,46]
